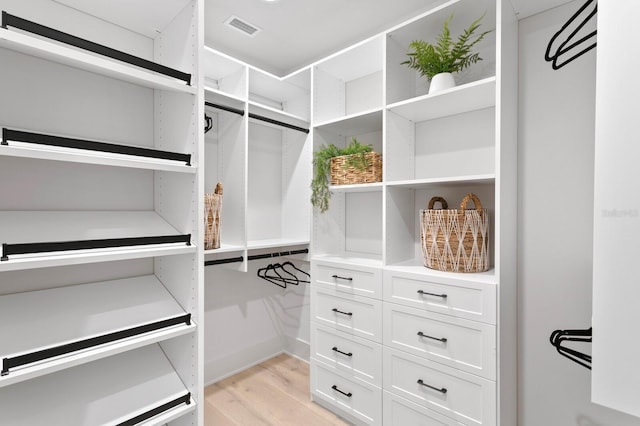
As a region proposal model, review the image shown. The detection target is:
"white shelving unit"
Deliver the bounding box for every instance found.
[0,0,203,424]
[203,47,312,272]
[310,0,517,424]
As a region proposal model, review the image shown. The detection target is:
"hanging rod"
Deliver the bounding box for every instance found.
[204,248,308,267]
[1,11,192,85]
[1,234,191,261]
[2,128,192,165]
[248,113,310,134]
[205,101,245,117]
[1,313,191,376]
[118,392,191,426]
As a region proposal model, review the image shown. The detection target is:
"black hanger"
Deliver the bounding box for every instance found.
[545,0,597,70]
[257,264,288,288]
[257,263,301,288]
[280,261,310,283]
[549,327,592,369]
[205,114,213,134]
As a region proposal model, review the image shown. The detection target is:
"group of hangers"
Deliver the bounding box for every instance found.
[549,327,592,370]
[257,261,310,288]
[545,0,597,70]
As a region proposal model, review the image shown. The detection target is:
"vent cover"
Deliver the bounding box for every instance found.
[224,16,261,37]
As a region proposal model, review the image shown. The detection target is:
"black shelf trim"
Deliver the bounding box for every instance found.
[1,11,192,85]
[204,256,244,266]
[248,112,310,134]
[2,128,192,166]
[117,391,192,426]
[1,313,192,376]
[205,101,245,117]
[1,234,192,261]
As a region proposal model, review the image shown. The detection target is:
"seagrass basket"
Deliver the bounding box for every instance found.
[330,152,382,185]
[420,193,489,273]
[204,182,223,250]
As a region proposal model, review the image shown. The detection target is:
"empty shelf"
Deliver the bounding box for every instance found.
[0,275,195,385]
[0,211,194,271]
[1,128,194,173]
[0,344,195,425]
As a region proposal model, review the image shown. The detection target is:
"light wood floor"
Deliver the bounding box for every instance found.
[204,353,350,426]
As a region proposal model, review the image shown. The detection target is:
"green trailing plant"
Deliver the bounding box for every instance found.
[402,14,492,79]
[311,138,373,213]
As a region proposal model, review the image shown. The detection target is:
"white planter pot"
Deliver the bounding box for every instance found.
[429,72,456,94]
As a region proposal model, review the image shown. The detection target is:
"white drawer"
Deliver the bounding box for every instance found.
[311,323,382,387]
[383,390,466,426]
[383,348,496,426]
[383,269,496,324]
[311,360,382,426]
[383,303,496,379]
[311,286,382,342]
[312,260,382,299]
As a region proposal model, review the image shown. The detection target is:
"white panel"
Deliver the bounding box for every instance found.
[385,110,416,182]
[345,71,383,116]
[281,130,312,242]
[592,0,640,418]
[345,192,383,255]
[385,187,416,264]
[313,66,346,123]
[383,391,466,426]
[154,1,198,78]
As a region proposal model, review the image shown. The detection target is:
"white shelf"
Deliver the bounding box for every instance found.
[204,244,245,255]
[248,101,310,129]
[0,28,196,94]
[247,238,310,251]
[329,182,383,193]
[384,261,497,285]
[314,109,383,136]
[0,344,196,425]
[0,140,195,174]
[0,211,195,271]
[205,87,246,110]
[388,77,496,122]
[386,175,495,189]
[311,253,383,268]
[0,275,195,387]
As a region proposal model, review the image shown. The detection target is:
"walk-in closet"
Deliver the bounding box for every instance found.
[1,0,639,425]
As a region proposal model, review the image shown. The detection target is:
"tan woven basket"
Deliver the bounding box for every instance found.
[330,152,382,185]
[204,182,223,250]
[420,193,489,273]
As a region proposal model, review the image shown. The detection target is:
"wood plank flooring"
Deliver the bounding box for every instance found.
[204,353,350,426]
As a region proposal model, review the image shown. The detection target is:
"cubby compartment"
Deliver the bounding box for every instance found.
[204,46,247,101]
[386,0,496,105]
[384,181,495,277]
[314,35,384,124]
[249,67,310,121]
[386,106,496,183]
[247,113,311,250]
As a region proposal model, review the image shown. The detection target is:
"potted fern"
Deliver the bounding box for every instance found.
[402,14,492,93]
[311,138,382,213]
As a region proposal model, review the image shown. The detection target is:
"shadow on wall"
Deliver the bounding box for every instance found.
[577,415,603,426]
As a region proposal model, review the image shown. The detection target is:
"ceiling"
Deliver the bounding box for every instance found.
[204,0,576,77]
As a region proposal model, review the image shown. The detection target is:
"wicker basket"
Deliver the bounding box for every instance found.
[420,193,489,273]
[330,152,382,185]
[204,182,223,250]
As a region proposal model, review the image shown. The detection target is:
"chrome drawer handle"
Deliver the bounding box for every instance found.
[417,379,447,394]
[332,346,353,357]
[331,385,352,397]
[417,290,447,298]
[417,331,448,343]
[332,308,353,316]
[332,274,353,281]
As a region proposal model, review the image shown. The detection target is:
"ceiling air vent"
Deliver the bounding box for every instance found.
[224,16,261,37]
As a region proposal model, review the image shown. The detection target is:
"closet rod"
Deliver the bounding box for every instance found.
[205,101,245,117]
[2,128,192,165]
[1,234,192,261]
[118,392,191,426]
[248,113,310,134]
[204,248,308,267]
[1,11,192,85]
[1,313,191,376]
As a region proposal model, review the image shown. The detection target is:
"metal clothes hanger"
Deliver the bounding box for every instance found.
[545,0,597,70]
[280,261,310,283]
[549,327,592,369]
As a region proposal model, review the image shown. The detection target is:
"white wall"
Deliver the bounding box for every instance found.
[518,2,640,425]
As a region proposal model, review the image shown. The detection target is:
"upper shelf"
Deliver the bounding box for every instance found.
[387,77,497,122]
[0,24,196,94]
[0,344,196,425]
[314,109,383,136]
[0,275,195,387]
[0,211,194,271]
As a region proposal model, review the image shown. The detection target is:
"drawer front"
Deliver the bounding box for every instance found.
[383,270,496,324]
[311,286,382,342]
[312,260,382,299]
[311,323,382,387]
[311,360,382,426]
[383,348,496,426]
[383,391,466,426]
[383,303,496,379]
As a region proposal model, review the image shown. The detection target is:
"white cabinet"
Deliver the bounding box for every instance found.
[0,0,203,423]
[310,0,517,424]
